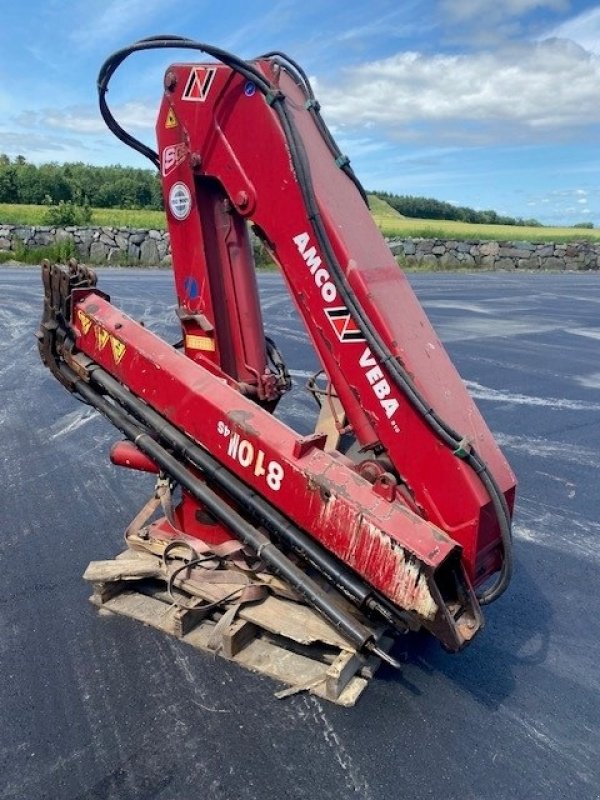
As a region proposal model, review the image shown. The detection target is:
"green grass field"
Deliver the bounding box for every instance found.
[1,200,599,244]
[0,204,167,230]
[367,195,600,242]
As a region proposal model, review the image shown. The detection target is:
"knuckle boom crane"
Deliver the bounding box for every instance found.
[38,36,515,667]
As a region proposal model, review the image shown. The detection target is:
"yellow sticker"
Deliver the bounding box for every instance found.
[77,310,92,335]
[110,336,126,365]
[185,334,215,352]
[165,108,178,128]
[95,326,109,350]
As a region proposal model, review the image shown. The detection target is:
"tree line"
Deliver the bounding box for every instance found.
[0,155,545,227]
[0,155,163,210]
[373,191,542,227]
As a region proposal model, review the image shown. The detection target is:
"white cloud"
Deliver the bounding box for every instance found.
[337,5,427,43]
[442,0,568,21]
[543,6,600,53]
[69,0,166,48]
[17,103,156,135]
[320,39,600,142]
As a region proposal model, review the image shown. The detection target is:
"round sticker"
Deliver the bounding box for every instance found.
[244,81,256,97]
[169,182,192,220]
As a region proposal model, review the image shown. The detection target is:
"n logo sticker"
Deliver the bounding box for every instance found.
[182,67,216,102]
[325,307,365,343]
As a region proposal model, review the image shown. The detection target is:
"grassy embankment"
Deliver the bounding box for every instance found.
[367,195,600,243]
[1,198,599,266]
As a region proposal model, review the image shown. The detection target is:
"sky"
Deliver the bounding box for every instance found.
[3,0,600,225]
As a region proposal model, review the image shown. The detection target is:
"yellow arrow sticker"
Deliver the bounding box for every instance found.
[95,326,109,350]
[77,310,92,335]
[110,336,126,365]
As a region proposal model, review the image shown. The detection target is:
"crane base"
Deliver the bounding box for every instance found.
[83,543,394,707]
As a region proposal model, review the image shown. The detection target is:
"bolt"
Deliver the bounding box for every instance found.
[164,71,177,92]
[235,191,249,209]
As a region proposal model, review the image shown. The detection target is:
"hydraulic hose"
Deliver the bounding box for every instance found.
[97,36,512,604]
[86,363,409,630]
[58,361,401,663]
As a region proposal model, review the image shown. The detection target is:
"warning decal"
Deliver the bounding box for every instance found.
[77,310,92,335]
[110,336,126,365]
[182,66,216,102]
[165,107,178,128]
[324,307,365,343]
[95,326,109,350]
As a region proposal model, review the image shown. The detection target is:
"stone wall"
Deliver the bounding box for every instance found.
[0,224,171,265]
[388,237,600,270]
[1,223,599,270]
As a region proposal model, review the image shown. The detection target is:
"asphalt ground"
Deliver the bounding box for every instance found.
[1,266,599,800]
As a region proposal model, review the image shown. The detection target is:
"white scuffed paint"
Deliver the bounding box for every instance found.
[391,556,438,620]
[466,381,600,412]
[359,520,439,620]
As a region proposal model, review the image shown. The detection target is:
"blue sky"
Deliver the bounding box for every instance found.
[3,0,600,224]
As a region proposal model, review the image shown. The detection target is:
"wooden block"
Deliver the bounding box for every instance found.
[221,619,257,659]
[325,650,365,700]
[83,557,160,583]
[90,580,127,605]
[168,598,211,638]
[97,590,169,629]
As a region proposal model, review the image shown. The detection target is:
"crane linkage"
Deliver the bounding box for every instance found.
[38,37,516,662]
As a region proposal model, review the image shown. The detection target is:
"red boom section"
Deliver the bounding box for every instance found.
[155,60,515,588]
[71,292,481,650]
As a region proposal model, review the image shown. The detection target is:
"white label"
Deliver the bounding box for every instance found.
[218,421,284,491]
[168,181,192,221]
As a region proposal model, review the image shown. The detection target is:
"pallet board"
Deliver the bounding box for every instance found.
[84,546,393,706]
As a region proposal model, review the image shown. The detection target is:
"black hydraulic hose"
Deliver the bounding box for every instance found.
[257,50,370,207]
[97,35,273,169]
[59,362,393,657]
[97,37,512,604]
[86,365,407,629]
[265,91,513,605]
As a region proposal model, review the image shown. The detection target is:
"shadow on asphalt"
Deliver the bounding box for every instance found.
[377,558,552,710]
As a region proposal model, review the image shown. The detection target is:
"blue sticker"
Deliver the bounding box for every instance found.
[244,81,256,97]
[183,276,199,299]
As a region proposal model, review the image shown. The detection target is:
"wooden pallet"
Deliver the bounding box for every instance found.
[83,544,393,706]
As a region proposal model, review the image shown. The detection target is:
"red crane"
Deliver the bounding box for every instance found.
[38,37,515,665]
